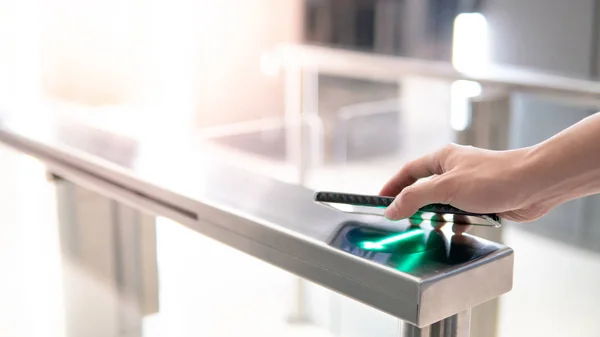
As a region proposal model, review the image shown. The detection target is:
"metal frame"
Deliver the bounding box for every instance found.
[276,44,600,200]
[276,44,600,103]
[52,176,158,337]
[0,114,514,336]
[274,43,600,337]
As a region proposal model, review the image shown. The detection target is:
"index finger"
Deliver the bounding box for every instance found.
[379,152,443,197]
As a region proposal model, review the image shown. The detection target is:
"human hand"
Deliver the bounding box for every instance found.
[380,144,555,223]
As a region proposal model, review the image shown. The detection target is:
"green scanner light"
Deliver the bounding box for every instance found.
[360,229,424,250]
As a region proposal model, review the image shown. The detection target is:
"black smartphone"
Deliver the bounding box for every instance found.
[313,191,501,227]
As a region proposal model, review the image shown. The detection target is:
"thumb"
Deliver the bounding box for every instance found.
[384,178,451,220]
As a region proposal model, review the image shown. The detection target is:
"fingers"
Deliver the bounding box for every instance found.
[384,177,453,220]
[379,151,445,197]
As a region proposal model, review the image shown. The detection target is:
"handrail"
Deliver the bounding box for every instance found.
[274,43,600,105]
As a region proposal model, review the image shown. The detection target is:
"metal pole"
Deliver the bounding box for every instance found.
[52,177,158,337]
[453,92,511,337]
[283,61,320,325]
[399,310,471,337]
[283,58,304,184]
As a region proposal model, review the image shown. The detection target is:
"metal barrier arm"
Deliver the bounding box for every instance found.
[0,111,513,335]
[275,43,600,106]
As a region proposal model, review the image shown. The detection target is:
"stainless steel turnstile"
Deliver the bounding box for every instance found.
[0,111,513,337]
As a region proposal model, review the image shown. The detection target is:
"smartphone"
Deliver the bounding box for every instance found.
[313,191,501,227]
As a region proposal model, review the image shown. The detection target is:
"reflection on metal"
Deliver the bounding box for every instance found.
[55,180,158,337]
[399,310,471,337]
[327,220,513,327]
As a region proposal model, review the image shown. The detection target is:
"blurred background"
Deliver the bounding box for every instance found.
[2,0,600,336]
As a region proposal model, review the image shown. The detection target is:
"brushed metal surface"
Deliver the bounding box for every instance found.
[0,111,513,327]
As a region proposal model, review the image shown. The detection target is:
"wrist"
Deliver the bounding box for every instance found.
[508,113,600,210]
[519,145,557,203]
[521,140,600,207]
[509,146,556,208]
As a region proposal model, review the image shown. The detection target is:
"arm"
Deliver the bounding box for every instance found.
[524,112,600,210]
[381,112,600,222]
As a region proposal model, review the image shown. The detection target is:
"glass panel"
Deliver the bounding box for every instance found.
[304,73,456,193]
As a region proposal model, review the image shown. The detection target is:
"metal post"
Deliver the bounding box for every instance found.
[283,53,322,324]
[52,176,159,337]
[302,69,323,172]
[282,59,309,324]
[399,310,471,337]
[283,58,304,184]
[454,92,511,337]
[455,91,511,152]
